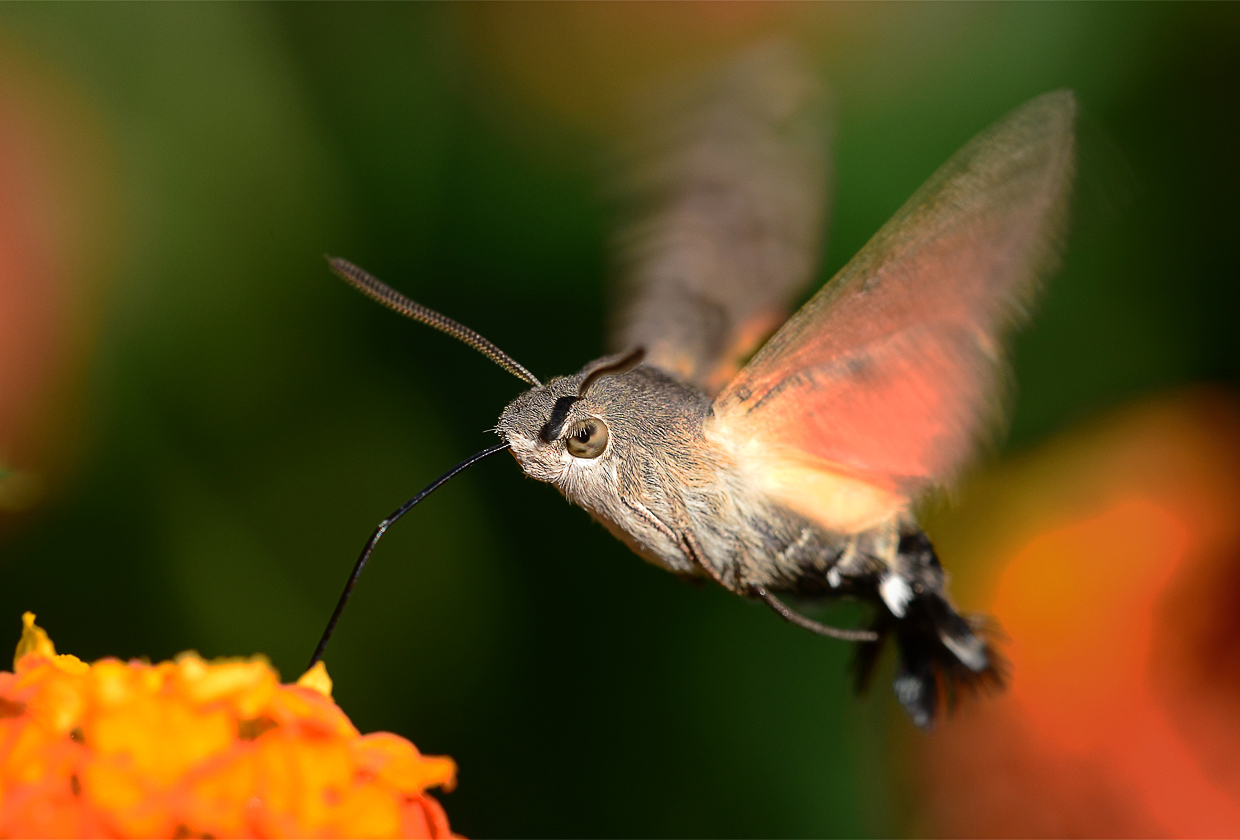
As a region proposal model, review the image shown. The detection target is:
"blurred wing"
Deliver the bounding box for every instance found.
[710,91,1076,533]
[609,41,829,394]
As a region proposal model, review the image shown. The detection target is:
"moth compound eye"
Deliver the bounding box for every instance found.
[565,417,609,459]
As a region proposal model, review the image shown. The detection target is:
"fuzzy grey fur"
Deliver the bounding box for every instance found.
[497,356,998,728]
[498,358,859,591]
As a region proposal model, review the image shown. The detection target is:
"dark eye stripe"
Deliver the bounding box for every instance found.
[539,395,581,443]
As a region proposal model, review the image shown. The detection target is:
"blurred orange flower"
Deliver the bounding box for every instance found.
[0,614,456,839]
[911,388,1240,837]
[0,42,119,517]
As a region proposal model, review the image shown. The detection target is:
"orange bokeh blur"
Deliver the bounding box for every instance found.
[912,388,1240,837]
[0,41,118,515]
[0,615,455,839]
[458,3,904,138]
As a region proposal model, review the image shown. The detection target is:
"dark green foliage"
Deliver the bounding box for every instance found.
[0,4,1236,836]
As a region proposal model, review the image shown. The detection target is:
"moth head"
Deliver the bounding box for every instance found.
[496,349,644,486]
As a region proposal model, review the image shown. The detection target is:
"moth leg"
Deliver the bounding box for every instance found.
[677,527,877,643]
[678,528,740,593]
[621,496,700,576]
[750,585,878,642]
[619,496,737,591]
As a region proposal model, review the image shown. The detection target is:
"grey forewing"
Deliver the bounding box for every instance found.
[608,41,829,391]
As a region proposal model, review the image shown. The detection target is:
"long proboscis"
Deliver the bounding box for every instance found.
[328,257,542,387]
[308,442,511,669]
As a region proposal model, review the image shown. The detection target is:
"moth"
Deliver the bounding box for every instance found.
[311,45,1076,729]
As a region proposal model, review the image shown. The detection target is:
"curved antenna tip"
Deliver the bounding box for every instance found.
[327,257,542,388]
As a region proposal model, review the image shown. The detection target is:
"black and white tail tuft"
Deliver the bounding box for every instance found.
[853,531,1006,729]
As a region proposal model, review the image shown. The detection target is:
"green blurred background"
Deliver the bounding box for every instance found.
[0,3,1236,836]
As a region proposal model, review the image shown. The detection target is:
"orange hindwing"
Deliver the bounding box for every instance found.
[708,91,1077,532]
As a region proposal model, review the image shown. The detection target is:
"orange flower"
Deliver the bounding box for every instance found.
[910,388,1240,837]
[0,614,456,839]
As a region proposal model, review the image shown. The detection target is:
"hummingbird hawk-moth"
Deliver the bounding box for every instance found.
[310,45,1076,729]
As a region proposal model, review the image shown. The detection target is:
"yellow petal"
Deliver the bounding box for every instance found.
[0,616,455,838]
[14,612,56,667]
[295,661,333,698]
[52,654,89,675]
[177,656,277,718]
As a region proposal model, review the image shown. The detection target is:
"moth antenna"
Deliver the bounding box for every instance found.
[579,346,646,396]
[308,442,510,669]
[328,256,542,387]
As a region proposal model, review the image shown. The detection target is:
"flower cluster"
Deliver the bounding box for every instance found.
[0,614,456,838]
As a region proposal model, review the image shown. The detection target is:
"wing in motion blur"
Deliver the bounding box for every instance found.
[709,91,1077,532]
[609,41,830,394]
